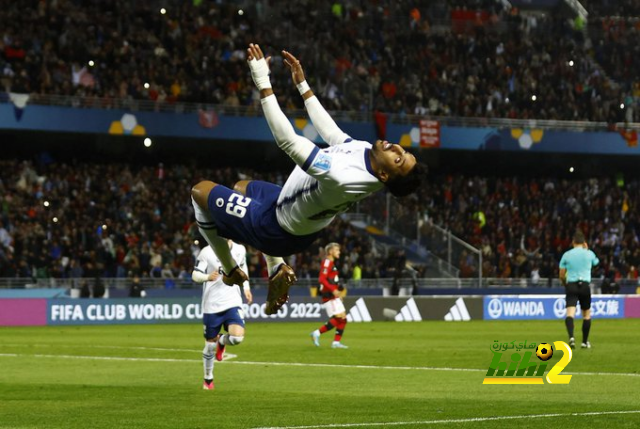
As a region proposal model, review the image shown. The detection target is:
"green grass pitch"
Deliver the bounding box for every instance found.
[1,319,639,428]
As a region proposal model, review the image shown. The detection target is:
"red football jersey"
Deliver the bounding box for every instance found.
[318,258,340,303]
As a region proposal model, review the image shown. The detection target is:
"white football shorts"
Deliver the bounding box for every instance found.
[323,298,346,317]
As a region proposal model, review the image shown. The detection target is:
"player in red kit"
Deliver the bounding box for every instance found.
[310,243,349,349]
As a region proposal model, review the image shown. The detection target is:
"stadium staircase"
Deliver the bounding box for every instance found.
[342,213,460,278]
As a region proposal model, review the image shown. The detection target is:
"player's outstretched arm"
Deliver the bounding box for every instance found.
[283,50,350,147]
[247,43,318,168]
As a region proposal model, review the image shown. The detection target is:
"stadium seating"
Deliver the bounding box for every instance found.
[1,157,639,288]
[0,159,384,284]
[1,0,638,122]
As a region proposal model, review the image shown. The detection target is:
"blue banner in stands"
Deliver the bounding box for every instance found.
[2,103,639,155]
[483,295,625,320]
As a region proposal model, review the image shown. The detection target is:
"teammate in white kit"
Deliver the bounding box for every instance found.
[191,43,427,315]
[192,242,253,390]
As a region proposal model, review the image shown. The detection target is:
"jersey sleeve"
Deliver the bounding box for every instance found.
[194,250,208,273]
[591,251,600,267]
[303,149,336,183]
[303,145,365,189]
[559,254,567,269]
[304,96,351,147]
[318,259,338,292]
[192,249,211,283]
[261,94,318,168]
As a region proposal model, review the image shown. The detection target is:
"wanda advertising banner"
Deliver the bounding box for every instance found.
[483,295,626,320]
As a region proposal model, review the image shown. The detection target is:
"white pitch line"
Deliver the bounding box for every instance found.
[224,360,640,378]
[224,360,482,372]
[84,345,197,353]
[0,353,639,378]
[0,344,236,359]
[0,343,199,353]
[249,410,640,429]
[0,353,194,363]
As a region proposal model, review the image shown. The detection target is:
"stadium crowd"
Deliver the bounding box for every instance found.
[588,13,640,104]
[1,0,638,122]
[581,0,640,17]
[366,173,639,284]
[0,159,383,285]
[1,158,639,287]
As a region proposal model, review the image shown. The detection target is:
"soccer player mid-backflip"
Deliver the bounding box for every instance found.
[311,242,349,349]
[191,43,426,314]
[192,241,253,390]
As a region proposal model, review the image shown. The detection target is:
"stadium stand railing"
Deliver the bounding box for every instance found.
[421,221,481,283]
[1,276,625,291]
[3,93,639,132]
[342,211,461,279]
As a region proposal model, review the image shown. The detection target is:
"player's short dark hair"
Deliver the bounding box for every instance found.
[386,162,428,198]
[573,230,586,244]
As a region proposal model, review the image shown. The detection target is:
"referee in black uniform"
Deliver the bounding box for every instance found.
[559,231,599,349]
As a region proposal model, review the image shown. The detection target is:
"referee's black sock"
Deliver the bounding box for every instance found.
[582,319,591,343]
[565,317,574,338]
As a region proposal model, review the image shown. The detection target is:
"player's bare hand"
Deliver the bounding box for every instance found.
[244,290,253,305]
[247,43,271,66]
[208,272,219,282]
[332,289,341,298]
[282,50,306,85]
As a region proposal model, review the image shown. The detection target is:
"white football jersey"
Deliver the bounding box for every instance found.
[195,244,250,314]
[276,139,384,235]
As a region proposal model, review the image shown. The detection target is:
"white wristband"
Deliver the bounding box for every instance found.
[254,76,272,90]
[296,81,310,95]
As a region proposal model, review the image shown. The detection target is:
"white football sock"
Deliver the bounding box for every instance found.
[226,335,244,346]
[203,341,215,379]
[264,254,285,277]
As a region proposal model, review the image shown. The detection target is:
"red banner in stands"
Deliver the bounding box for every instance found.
[451,9,491,33]
[420,120,440,148]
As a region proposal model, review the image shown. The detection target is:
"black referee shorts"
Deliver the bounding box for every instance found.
[565,281,591,310]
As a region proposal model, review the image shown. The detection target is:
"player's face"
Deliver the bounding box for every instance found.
[331,247,341,259]
[372,140,417,181]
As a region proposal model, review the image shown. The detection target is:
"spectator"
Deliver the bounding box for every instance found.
[0,221,11,249]
[129,275,145,298]
[79,281,91,298]
[93,277,106,298]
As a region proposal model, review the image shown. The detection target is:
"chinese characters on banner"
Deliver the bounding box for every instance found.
[420,119,440,148]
